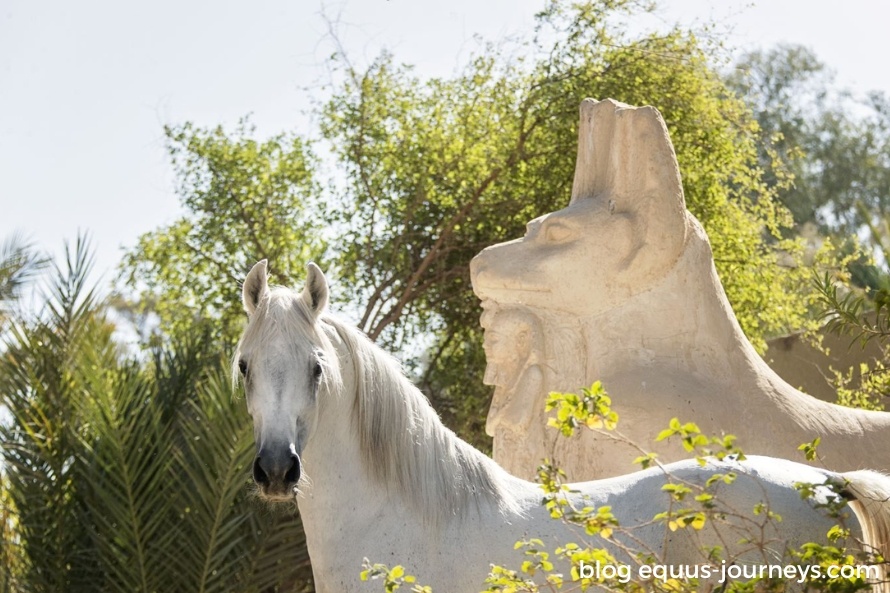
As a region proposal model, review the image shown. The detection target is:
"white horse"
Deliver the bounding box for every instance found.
[236,261,890,593]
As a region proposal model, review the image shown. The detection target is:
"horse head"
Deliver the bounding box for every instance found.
[236,260,335,500]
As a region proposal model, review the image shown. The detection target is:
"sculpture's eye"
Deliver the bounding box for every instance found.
[238,359,248,377]
[544,222,574,244]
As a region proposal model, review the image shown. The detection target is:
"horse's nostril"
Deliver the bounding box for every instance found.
[253,456,269,485]
[285,454,301,484]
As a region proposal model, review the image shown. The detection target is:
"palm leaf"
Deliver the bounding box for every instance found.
[0,231,47,324]
[172,365,255,592]
[0,471,25,593]
[0,237,107,592]
[76,356,180,593]
[242,509,313,593]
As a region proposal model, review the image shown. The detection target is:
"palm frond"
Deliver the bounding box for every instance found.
[0,231,47,322]
[0,238,107,592]
[0,472,26,593]
[43,235,101,340]
[1,235,314,592]
[76,356,180,593]
[814,271,890,346]
[172,365,256,593]
[242,510,313,593]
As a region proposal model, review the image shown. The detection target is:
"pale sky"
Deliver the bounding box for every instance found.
[2,0,889,289]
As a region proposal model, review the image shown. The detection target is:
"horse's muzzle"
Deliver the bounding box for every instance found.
[253,447,301,499]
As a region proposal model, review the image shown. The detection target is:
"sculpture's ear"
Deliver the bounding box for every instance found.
[243,259,269,316]
[571,99,684,209]
[570,98,686,267]
[301,262,329,319]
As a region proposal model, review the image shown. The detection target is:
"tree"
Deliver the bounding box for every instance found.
[320,2,826,443]
[814,272,890,411]
[1,239,313,592]
[728,44,890,281]
[0,238,103,592]
[730,45,890,410]
[121,120,324,348]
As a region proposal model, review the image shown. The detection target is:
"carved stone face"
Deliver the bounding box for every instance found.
[472,198,640,317]
[481,306,544,439]
[480,307,535,388]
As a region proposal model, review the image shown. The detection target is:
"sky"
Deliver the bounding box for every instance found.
[2,0,890,294]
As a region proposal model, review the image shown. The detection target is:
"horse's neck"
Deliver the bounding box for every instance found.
[297,354,392,556]
[300,324,528,528]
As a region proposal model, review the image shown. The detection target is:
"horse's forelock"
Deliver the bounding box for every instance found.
[234,286,342,394]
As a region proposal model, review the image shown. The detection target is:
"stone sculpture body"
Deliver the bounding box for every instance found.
[471,98,890,481]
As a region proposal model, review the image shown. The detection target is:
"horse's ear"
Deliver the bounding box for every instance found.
[243,259,269,316]
[302,262,329,319]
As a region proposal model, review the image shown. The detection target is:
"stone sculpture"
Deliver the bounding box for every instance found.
[471,98,890,481]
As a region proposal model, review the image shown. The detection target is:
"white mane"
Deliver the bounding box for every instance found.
[321,313,523,525]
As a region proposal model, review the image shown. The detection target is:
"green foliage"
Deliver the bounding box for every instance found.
[814,272,890,410]
[0,473,24,593]
[484,539,568,591]
[360,561,432,593]
[0,232,47,327]
[0,237,108,592]
[1,241,312,593]
[655,418,745,465]
[727,44,837,227]
[545,382,617,437]
[319,1,829,450]
[799,437,822,462]
[121,120,324,348]
[736,44,890,413]
[815,272,890,347]
[832,362,888,411]
[793,479,851,521]
[729,44,890,242]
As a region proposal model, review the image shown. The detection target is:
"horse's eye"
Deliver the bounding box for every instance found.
[313,361,322,380]
[238,359,248,376]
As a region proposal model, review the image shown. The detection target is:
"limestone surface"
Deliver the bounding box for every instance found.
[471,98,890,480]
